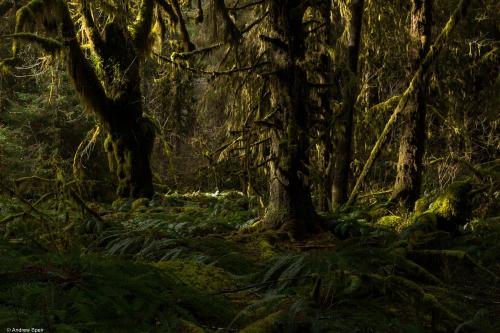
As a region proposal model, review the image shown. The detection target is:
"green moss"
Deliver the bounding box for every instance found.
[155,260,234,293]
[403,182,472,241]
[239,310,286,333]
[377,215,404,227]
[111,198,133,212]
[414,198,429,213]
[258,238,278,259]
[132,198,150,210]
[427,181,471,222]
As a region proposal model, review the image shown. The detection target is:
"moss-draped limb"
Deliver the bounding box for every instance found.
[66,3,118,117]
[6,0,111,124]
[12,0,47,55]
[131,0,155,53]
[367,95,400,114]
[346,0,474,207]
[1,33,63,54]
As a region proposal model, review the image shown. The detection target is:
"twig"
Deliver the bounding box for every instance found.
[155,52,269,76]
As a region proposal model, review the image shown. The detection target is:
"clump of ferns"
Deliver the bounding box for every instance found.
[95,218,184,261]
[245,247,486,329]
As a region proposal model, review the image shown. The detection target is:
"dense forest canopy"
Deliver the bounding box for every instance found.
[0,0,499,332]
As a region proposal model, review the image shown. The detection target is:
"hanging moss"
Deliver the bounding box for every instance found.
[103,134,115,172]
[113,139,133,197]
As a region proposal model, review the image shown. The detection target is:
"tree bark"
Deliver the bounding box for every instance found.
[391,0,432,208]
[263,0,318,238]
[331,0,364,209]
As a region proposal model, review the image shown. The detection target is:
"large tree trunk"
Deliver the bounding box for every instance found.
[391,0,432,208]
[104,109,155,199]
[331,0,365,209]
[62,4,156,199]
[263,0,318,238]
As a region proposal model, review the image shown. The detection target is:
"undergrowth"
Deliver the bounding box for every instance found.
[0,182,499,332]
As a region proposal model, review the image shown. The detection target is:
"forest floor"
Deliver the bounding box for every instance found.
[0,189,499,333]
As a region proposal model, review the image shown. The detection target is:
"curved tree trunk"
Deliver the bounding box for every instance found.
[263,0,318,238]
[391,0,432,208]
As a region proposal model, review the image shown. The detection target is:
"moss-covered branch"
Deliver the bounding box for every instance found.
[56,0,112,124]
[1,33,63,54]
[346,0,474,207]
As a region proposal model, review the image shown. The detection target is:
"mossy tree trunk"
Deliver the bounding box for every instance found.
[5,0,177,198]
[391,0,432,208]
[331,0,365,209]
[263,0,318,238]
[67,0,156,198]
[315,2,342,212]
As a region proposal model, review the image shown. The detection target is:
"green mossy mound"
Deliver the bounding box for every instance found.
[377,215,404,228]
[403,182,473,243]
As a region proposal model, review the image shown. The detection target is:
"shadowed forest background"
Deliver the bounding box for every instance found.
[0,0,499,332]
